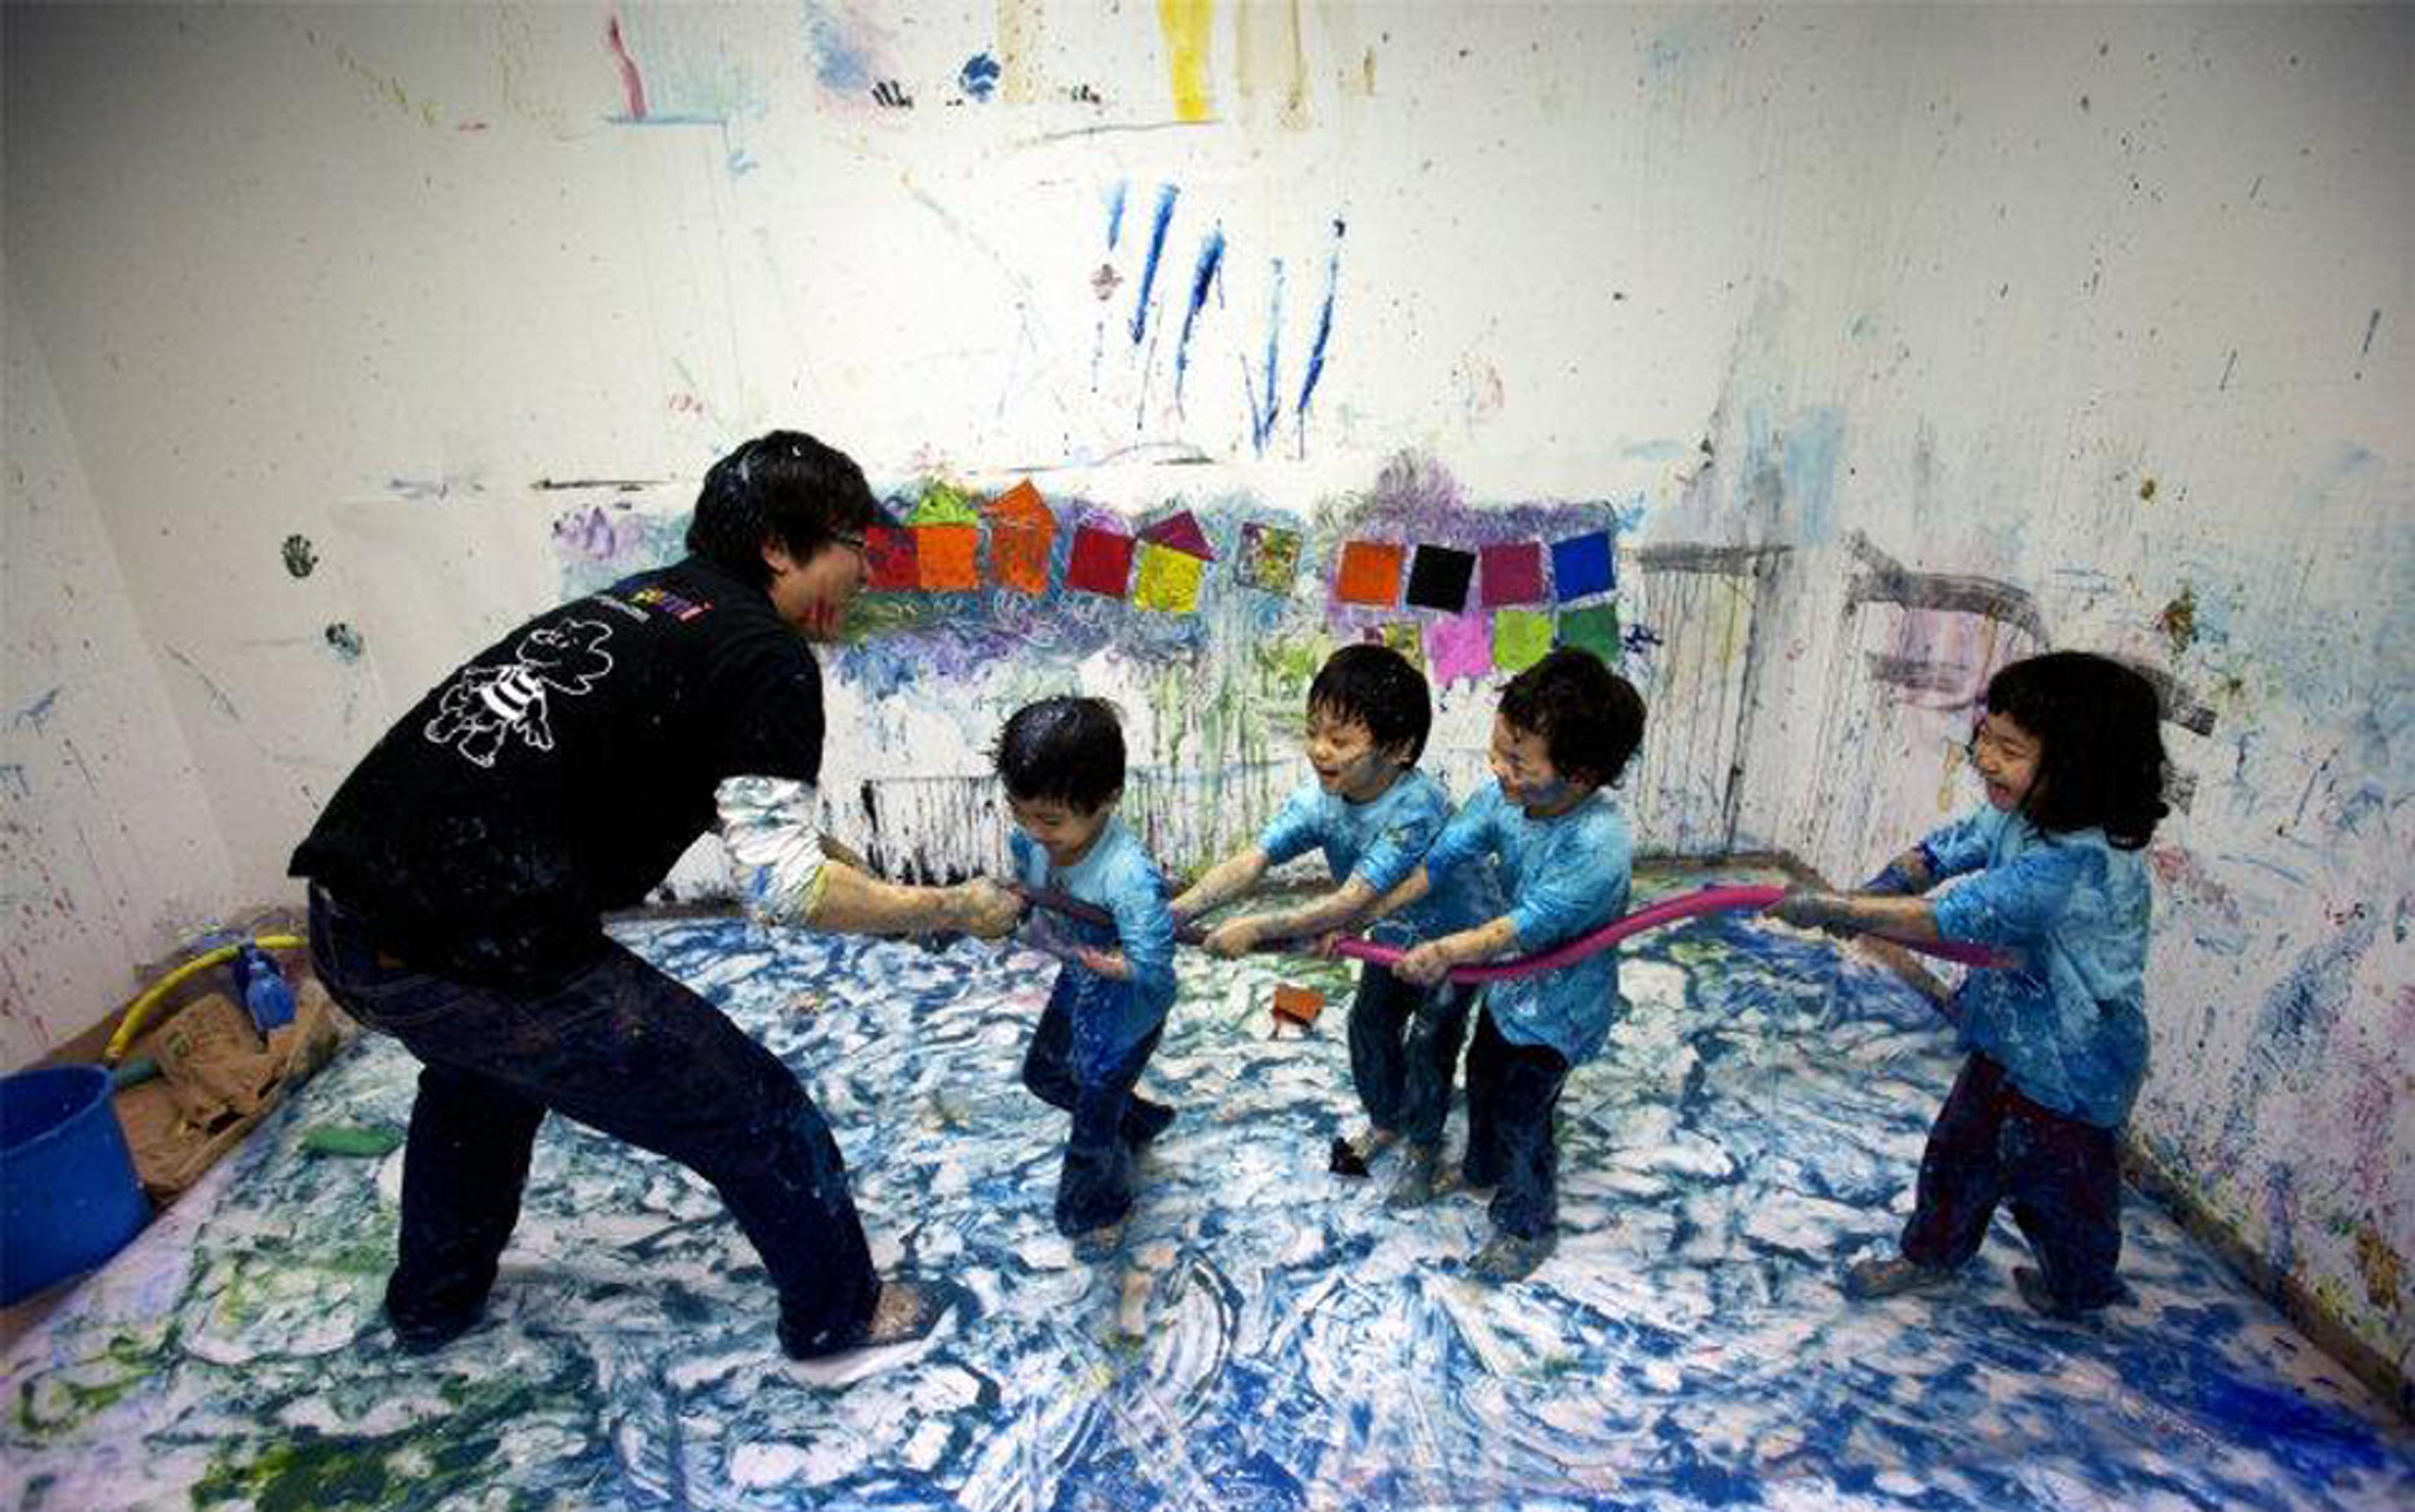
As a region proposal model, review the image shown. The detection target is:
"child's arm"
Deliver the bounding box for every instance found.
[1774,844,2093,945]
[1395,915,1519,985]
[1769,890,1940,940]
[1169,846,1271,924]
[1201,877,1380,958]
[1081,862,1181,992]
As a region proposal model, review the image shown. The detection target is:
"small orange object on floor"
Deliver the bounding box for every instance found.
[1270,984,1326,1029]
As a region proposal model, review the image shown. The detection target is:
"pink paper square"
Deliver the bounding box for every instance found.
[1424,613,1494,686]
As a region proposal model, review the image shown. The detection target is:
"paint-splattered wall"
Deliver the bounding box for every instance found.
[3,6,2407,1384]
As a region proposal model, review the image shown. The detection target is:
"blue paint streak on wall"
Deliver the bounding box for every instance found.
[1294,221,1344,433]
[1174,228,1226,408]
[1106,181,1127,249]
[803,6,872,92]
[1783,407,1844,544]
[1248,259,1286,453]
[1128,184,1179,346]
[2251,907,2377,1067]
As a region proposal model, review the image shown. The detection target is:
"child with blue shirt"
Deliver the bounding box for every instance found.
[1374,647,1647,1281]
[1769,651,2168,1319]
[1169,644,1497,1207]
[996,698,1180,1259]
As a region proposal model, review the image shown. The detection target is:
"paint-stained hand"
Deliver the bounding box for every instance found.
[1074,945,1131,980]
[1396,941,1453,987]
[1768,887,1858,937]
[952,879,1024,940]
[1201,917,1263,959]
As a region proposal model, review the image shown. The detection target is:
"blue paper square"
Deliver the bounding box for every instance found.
[1551,531,1614,601]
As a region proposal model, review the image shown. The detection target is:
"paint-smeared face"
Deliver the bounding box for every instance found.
[1969,711,2043,813]
[1008,793,1116,869]
[1490,714,1586,816]
[763,533,867,640]
[1304,704,1402,803]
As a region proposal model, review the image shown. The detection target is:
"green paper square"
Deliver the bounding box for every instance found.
[1557,603,1621,667]
[1493,609,1553,672]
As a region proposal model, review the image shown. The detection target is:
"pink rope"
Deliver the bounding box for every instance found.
[1330,884,2004,982]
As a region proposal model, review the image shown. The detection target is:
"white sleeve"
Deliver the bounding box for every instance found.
[715,775,831,928]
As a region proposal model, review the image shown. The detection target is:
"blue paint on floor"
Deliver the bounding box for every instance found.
[4,876,2410,1508]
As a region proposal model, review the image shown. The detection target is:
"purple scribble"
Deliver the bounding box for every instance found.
[1175,228,1226,409]
[1129,184,1179,346]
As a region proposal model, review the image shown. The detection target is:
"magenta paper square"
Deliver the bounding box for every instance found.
[1479,542,1547,608]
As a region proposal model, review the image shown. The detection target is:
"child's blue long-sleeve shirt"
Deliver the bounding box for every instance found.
[1918,805,2152,1128]
[1011,820,1178,1076]
[1423,781,1632,1065]
[1257,769,1499,944]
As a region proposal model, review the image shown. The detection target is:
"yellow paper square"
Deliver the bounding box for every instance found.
[1133,543,1206,613]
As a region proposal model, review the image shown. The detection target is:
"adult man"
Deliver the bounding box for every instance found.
[296,431,1018,1361]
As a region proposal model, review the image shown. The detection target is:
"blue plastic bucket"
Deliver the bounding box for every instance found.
[1,1065,152,1304]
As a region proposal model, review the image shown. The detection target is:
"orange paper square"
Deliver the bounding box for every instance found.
[1335,540,1406,606]
[915,525,980,591]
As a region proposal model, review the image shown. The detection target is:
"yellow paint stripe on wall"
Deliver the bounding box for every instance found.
[1158,0,1215,122]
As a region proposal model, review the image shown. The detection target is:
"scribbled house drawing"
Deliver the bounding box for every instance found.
[984,480,1055,595]
[864,515,919,591]
[1131,509,1218,613]
[1065,516,1139,599]
[907,484,982,592]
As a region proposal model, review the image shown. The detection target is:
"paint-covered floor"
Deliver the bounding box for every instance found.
[6,872,2411,1511]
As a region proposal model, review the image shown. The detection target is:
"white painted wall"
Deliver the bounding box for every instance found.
[3,272,238,1065]
[3,3,2406,1376]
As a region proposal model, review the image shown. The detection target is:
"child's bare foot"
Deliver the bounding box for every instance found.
[1470,1230,1555,1282]
[1072,1221,1127,1262]
[1384,1148,1446,1210]
[1841,1253,1957,1301]
[781,1273,967,1360]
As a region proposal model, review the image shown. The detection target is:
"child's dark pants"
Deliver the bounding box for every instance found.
[1901,1051,2126,1309]
[1460,1005,1572,1242]
[1346,964,1475,1149]
[1019,975,1168,1236]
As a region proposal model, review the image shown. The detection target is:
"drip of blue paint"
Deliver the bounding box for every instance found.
[1295,221,1344,426]
[1174,228,1226,407]
[1128,184,1179,346]
[1248,259,1286,452]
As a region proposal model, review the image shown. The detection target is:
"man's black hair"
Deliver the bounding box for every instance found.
[685,430,880,589]
[993,697,1126,814]
[1985,651,2170,849]
[1307,643,1433,764]
[1497,647,1645,789]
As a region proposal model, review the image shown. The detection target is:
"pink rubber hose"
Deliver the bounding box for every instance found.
[1013,881,2002,983]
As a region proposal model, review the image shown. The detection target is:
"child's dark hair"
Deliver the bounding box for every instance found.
[1307,643,1432,764]
[993,698,1126,813]
[1985,651,2169,849]
[1497,647,1645,789]
[686,430,881,589]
